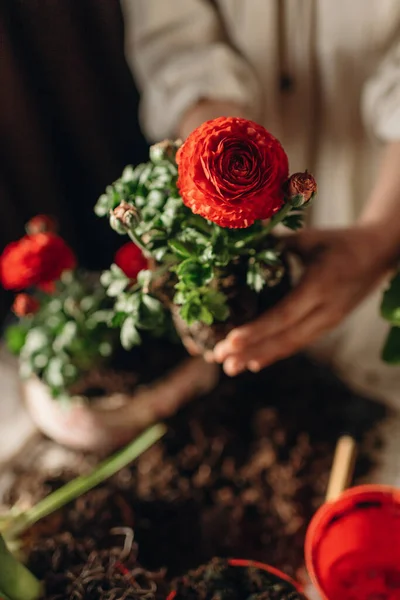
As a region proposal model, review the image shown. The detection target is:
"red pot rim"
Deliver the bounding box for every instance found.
[166,558,305,600]
[305,484,400,599]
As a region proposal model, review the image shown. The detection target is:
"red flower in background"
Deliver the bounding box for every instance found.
[0,233,76,291]
[26,214,58,235]
[176,117,289,228]
[114,242,148,280]
[12,294,40,317]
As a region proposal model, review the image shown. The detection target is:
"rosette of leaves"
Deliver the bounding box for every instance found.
[5,271,117,401]
[95,141,307,335]
[381,271,400,364]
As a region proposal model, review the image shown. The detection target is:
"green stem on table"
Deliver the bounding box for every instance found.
[3,423,166,541]
[0,535,42,600]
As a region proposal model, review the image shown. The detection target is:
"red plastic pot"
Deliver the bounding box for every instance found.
[305,484,400,600]
[166,558,306,599]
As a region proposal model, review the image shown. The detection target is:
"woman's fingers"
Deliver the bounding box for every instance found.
[213,267,323,363]
[222,305,333,376]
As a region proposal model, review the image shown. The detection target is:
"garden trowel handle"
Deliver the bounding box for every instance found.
[325,435,357,502]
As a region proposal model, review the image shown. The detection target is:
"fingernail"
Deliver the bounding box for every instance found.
[248,360,261,373]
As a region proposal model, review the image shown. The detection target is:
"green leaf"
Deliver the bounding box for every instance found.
[168,240,195,258]
[100,267,122,288]
[137,269,153,289]
[120,317,141,350]
[138,294,165,330]
[176,259,213,286]
[256,249,282,266]
[198,305,214,326]
[52,321,78,352]
[86,310,114,327]
[381,273,400,325]
[115,293,141,314]
[141,294,163,315]
[283,213,304,231]
[5,325,27,355]
[153,246,169,262]
[94,193,113,217]
[106,278,129,297]
[22,328,49,355]
[382,326,400,364]
[202,290,230,322]
[247,262,266,293]
[45,357,66,388]
[180,301,201,325]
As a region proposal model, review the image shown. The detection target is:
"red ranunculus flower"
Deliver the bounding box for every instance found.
[114,242,148,280]
[176,117,289,228]
[0,233,76,291]
[12,293,40,317]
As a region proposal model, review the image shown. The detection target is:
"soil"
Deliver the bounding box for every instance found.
[68,337,188,401]
[170,558,306,599]
[3,354,387,598]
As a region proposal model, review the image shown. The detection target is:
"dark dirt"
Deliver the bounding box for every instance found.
[68,337,188,400]
[5,354,387,598]
[170,558,307,599]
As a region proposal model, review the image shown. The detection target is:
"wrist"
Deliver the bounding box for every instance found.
[355,220,400,268]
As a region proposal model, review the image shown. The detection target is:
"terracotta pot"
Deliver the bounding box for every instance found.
[22,357,219,453]
[166,558,307,599]
[305,484,400,600]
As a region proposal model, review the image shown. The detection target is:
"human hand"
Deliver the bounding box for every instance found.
[210,225,398,376]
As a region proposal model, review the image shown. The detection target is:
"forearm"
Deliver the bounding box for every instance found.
[359,141,400,263]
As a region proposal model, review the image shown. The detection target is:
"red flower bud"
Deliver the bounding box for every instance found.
[114,242,148,280]
[287,172,317,206]
[12,293,40,317]
[26,215,58,235]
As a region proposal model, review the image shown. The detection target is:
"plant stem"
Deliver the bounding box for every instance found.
[0,535,42,600]
[127,229,150,257]
[3,424,166,540]
[261,203,293,236]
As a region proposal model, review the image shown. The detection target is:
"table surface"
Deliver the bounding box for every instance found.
[1,346,399,600]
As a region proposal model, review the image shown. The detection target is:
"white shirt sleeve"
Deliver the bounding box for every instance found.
[120,0,262,141]
[362,39,400,142]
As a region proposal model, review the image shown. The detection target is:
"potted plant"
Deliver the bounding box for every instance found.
[167,557,308,599]
[0,216,218,452]
[95,117,316,356]
[380,269,400,364]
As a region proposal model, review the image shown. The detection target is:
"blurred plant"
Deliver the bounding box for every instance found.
[381,270,400,364]
[0,217,119,401]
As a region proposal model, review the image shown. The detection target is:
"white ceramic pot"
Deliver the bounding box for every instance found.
[22,357,219,453]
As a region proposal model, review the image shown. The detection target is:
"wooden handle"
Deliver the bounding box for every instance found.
[325,435,357,502]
